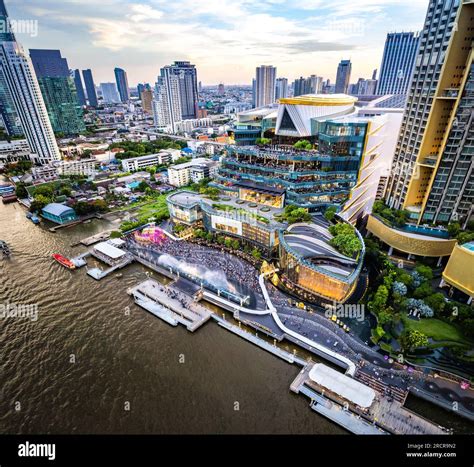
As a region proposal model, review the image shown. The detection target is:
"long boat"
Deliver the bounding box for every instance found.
[0,240,10,256]
[52,253,76,270]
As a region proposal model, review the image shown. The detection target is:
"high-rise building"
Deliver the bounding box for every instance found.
[82,69,98,107]
[114,67,129,102]
[29,50,85,136]
[275,78,288,100]
[153,74,182,132]
[0,1,59,164]
[140,89,153,114]
[293,75,323,97]
[0,65,22,136]
[293,77,306,97]
[255,65,276,107]
[160,61,198,120]
[73,69,87,107]
[217,83,225,95]
[351,78,378,96]
[376,32,420,95]
[99,82,120,104]
[335,60,351,94]
[137,83,151,98]
[251,78,256,108]
[386,0,473,226]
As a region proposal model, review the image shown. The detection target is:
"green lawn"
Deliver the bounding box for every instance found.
[402,314,471,344]
[136,195,169,220]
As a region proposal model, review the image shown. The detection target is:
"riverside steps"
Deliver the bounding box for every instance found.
[127,279,212,332]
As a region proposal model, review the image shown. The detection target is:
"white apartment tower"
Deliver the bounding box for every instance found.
[0,1,60,165]
[255,65,276,107]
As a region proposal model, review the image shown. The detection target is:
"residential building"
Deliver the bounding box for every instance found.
[275,78,288,100]
[0,139,30,163]
[41,203,77,224]
[168,158,218,187]
[335,60,352,94]
[255,65,276,107]
[386,0,473,226]
[29,49,85,136]
[0,1,60,165]
[82,69,98,107]
[140,89,153,114]
[120,152,171,172]
[114,67,130,102]
[58,158,96,177]
[153,74,182,132]
[376,32,420,95]
[160,61,199,120]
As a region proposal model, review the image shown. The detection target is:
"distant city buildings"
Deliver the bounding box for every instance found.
[376,32,420,95]
[73,69,87,107]
[0,1,60,164]
[140,89,153,114]
[335,60,352,94]
[217,83,225,95]
[255,65,276,107]
[100,82,121,104]
[114,67,130,102]
[82,69,98,107]
[275,78,288,100]
[293,75,322,97]
[29,49,85,136]
[153,74,182,132]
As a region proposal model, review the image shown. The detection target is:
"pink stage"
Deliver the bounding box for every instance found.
[134,224,168,245]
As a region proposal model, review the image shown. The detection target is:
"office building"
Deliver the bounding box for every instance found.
[114,67,130,102]
[0,1,60,164]
[376,32,420,95]
[100,82,121,104]
[275,78,288,100]
[82,69,98,107]
[335,60,352,94]
[168,158,218,187]
[29,49,85,136]
[121,152,172,172]
[73,69,87,107]
[386,0,473,226]
[255,65,276,107]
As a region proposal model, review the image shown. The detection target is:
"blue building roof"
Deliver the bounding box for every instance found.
[42,203,75,217]
[182,147,193,153]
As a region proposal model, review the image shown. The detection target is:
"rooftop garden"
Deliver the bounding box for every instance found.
[275,205,312,224]
[211,202,270,224]
[328,222,363,258]
[364,238,474,360]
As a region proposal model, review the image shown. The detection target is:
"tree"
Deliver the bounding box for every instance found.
[447,222,461,238]
[400,329,429,351]
[251,248,262,260]
[424,293,446,314]
[294,139,313,150]
[29,194,50,212]
[368,284,389,315]
[231,239,240,250]
[255,137,271,146]
[415,264,433,281]
[324,206,337,222]
[15,183,28,198]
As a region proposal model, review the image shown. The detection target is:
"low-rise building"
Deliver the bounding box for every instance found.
[120,152,171,172]
[0,139,31,163]
[32,165,59,182]
[58,159,97,177]
[168,158,218,187]
[41,203,77,224]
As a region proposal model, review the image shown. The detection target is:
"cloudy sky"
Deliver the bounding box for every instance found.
[8,0,429,87]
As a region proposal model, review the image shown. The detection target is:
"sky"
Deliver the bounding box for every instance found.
[7,0,429,87]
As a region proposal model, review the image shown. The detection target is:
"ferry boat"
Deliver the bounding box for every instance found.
[52,254,76,270]
[27,212,40,224]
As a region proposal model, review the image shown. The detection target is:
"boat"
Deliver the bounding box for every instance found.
[52,253,76,270]
[0,240,10,256]
[31,215,40,225]
[115,273,123,279]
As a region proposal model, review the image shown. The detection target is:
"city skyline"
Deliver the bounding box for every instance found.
[8,0,429,86]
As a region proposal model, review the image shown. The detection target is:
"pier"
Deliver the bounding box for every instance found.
[75,229,113,247]
[127,279,212,332]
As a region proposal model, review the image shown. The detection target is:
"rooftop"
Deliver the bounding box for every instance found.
[93,241,126,259]
[42,203,75,216]
[279,93,358,107]
[309,363,375,408]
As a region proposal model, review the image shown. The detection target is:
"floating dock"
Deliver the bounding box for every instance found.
[76,229,113,247]
[127,279,212,332]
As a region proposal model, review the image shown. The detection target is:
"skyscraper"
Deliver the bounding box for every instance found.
[153,74,182,132]
[0,1,60,164]
[0,66,22,136]
[376,32,420,95]
[30,49,85,136]
[114,67,130,102]
[255,65,276,107]
[251,78,256,108]
[386,0,473,226]
[335,60,351,94]
[275,78,288,100]
[100,83,121,104]
[82,69,98,107]
[73,69,87,107]
[293,77,306,97]
[161,61,198,120]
